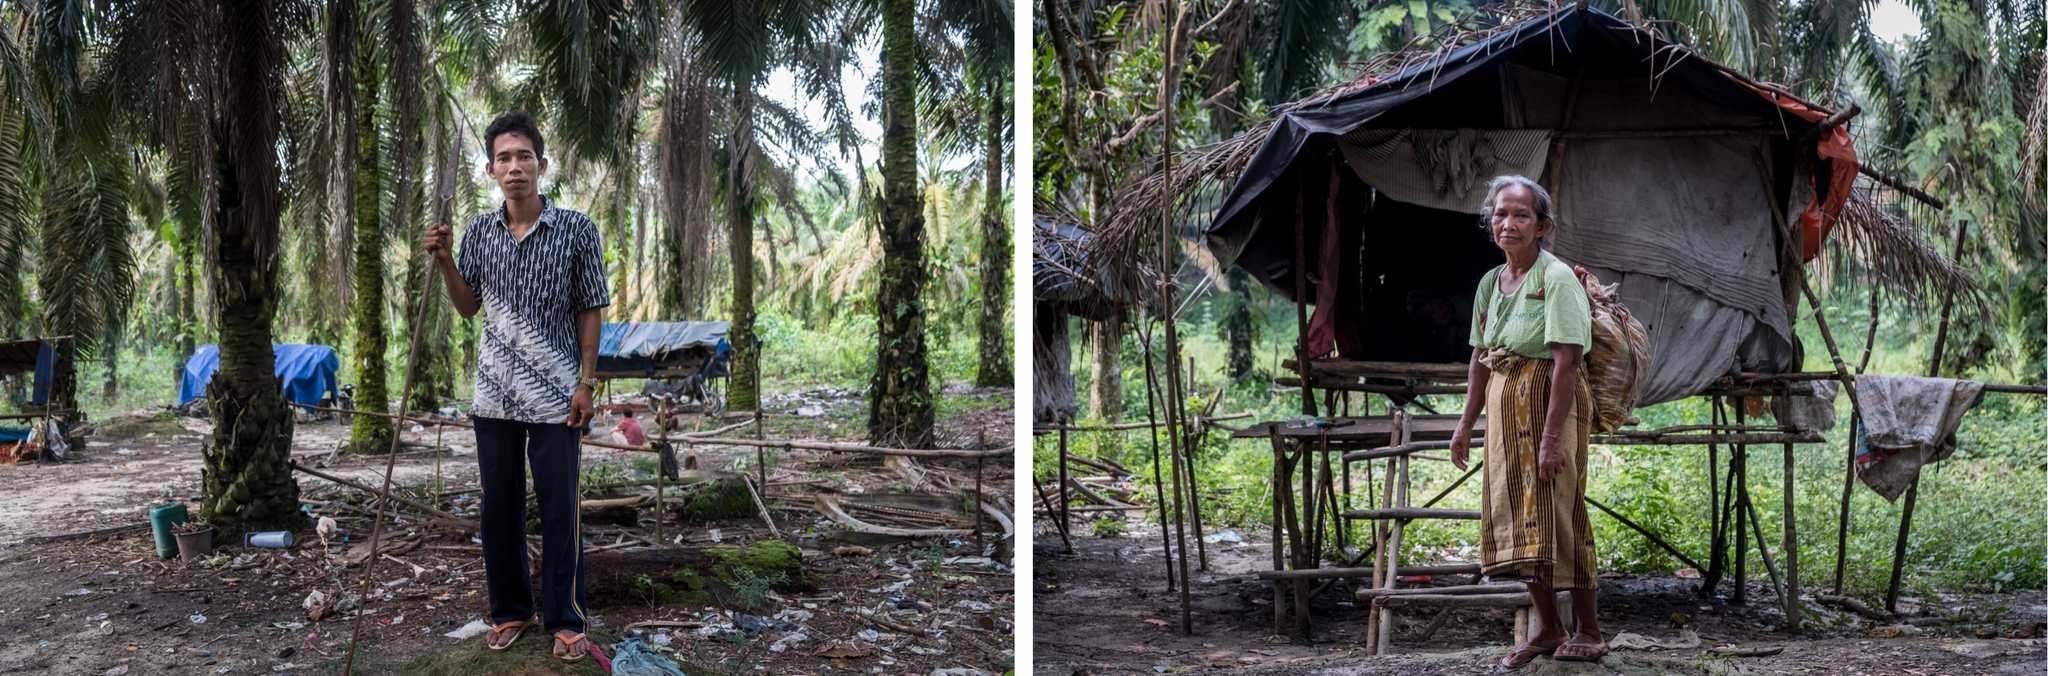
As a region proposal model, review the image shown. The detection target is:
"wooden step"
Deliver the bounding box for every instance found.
[1254,563,1480,580]
[1355,582,1522,601]
[1342,507,1480,521]
[1374,592,1532,608]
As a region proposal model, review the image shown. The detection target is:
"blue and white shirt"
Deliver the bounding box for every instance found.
[457,195,611,423]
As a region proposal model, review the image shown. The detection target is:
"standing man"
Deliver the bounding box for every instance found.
[423,111,608,663]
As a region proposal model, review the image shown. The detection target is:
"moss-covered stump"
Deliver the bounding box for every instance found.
[585,541,809,611]
[674,476,755,523]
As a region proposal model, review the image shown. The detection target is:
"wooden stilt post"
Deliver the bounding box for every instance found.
[1141,336,1176,590]
[1702,396,1725,597]
[1888,220,1969,614]
[1783,441,1800,630]
[1744,495,1786,604]
[1378,411,1411,654]
[1057,426,1072,550]
[1733,401,1749,605]
[1269,429,1287,631]
[1185,356,1209,571]
[1034,479,1073,552]
[1291,186,1314,418]
[1834,286,1879,594]
[974,430,986,549]
[754,411,767,503]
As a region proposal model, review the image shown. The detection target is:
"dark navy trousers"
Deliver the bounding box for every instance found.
[475,416,588,633]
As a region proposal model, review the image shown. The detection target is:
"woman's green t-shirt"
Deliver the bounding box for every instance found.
[1469,249,1592,359]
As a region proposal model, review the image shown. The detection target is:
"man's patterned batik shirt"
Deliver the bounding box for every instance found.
[456,194,611,423]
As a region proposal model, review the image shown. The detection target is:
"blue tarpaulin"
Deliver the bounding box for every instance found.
[178,344,340,408]
[597,322,730,379]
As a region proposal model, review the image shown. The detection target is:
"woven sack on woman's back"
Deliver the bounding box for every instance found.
[1570,266,1651,434]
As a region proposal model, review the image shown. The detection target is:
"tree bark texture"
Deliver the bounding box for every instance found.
[202,0,303,535]
[347,28,391,453]
[724,85,761,414]
[868,0,935,448]
[974,76,1011,388]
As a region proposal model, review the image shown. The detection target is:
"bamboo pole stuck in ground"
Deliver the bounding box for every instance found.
[1141,336,1176,590]
[1834,285,1880,594]
[1889,218,1969,614]
[1269,428,1287,631]
[1034,479,1073,553]
[1057,426,1071,542]
[341,256,441,674]
[1783,440,1800,630]
[1586,497,1703,573]
[1186,356,1209,571]
[1733,402,1749,605]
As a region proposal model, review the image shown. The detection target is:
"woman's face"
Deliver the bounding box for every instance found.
[1490,185,1548,257]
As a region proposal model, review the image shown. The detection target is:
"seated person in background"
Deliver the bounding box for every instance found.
[615,410,646,447]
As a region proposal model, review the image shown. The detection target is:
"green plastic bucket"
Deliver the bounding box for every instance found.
[149,503,189,559]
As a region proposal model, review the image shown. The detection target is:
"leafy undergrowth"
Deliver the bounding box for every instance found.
[1050,294,2046,602]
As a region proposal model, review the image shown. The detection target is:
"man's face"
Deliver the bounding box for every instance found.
[486,132,547,200]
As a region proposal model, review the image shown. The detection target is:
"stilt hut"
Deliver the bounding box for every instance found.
[1097,2,1995,646]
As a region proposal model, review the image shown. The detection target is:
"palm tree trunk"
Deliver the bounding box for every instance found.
[1226,267,1254,379]
[725,85,761,415]
[869,0,935,448]
[201,0,302,536]
[974,76,1010,388]
[347,31,391,453]
[1088,314,1123,421]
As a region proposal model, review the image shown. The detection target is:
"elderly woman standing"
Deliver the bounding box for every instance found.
[1448,175,1606,667]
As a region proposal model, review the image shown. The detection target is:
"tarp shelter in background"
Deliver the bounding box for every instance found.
[178,344,340,409]
[597,321,730,380]
[0,338,57,407]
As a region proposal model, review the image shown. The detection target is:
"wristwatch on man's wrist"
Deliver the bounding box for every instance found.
[577,377,599,392]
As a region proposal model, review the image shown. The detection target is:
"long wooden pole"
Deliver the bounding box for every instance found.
[341,255,439,673]
[1833,286,1879,593]
[1140,333,1176,589]
[1156,0,1195,636]
[1185,356,1209,571]
[1888,219,1969,614]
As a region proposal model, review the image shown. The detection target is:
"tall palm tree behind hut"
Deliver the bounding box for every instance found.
[926,0,1013,389]
[679,0,834,417]
[202,0,303,534]
[867,0,934,448]
[346,2,392,454]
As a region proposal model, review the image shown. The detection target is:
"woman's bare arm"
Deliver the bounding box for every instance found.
[1538,342,1584,479]
[1451,353,1491,469]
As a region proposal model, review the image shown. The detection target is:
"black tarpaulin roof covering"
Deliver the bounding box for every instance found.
[1200,5,1857,405]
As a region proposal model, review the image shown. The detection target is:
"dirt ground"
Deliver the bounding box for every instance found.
[0,385,1015,675]
[1033,516,2045,675]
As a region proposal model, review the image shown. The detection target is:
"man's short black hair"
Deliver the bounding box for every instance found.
[483,111,546,161]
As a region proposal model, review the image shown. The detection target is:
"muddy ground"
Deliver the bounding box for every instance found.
[1033,517,2044,675]
[0,385,1015,675]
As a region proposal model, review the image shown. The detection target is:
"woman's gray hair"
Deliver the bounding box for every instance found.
[1478,174,1557,242]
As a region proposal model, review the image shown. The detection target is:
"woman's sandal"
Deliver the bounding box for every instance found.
[1553,638,1609,662]
[553,631,590,662]
[1496,641,1559,670]
[485,620,527,651]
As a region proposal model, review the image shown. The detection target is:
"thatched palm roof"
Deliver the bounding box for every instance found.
[1032,203,1164,321]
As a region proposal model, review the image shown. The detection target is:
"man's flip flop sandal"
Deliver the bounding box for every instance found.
[553,631,589,662]
[486,620,527,651]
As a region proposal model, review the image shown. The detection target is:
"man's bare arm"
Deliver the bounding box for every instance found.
[425,223,479,317]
